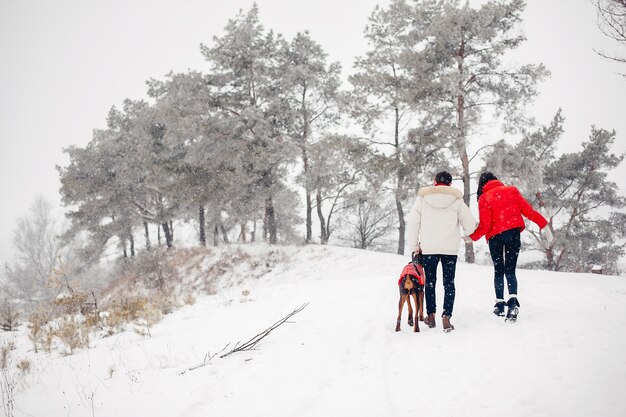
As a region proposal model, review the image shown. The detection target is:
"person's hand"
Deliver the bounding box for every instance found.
[412,251,423,264]
[543,227,554,243]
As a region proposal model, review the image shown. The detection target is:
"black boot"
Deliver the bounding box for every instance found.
[493,300,506,317]
[505,297,520,322]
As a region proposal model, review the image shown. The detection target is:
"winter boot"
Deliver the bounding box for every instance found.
[424,313,436,328]
[505,296,520,322]
[493,300,506,317]
[442,315,455,333]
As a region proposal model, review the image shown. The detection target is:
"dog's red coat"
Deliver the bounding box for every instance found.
[398,262,425,287]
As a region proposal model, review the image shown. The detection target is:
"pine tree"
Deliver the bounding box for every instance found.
[483,113,626,274]
[426,0,549,262]
[280,31,342,244]
[199,6,300,244]
[147,71,222,246]
[350,0,443,255]
[541,127,625,273]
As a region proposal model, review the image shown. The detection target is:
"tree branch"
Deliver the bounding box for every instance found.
[220,303,309,358]
[180,303,309,374]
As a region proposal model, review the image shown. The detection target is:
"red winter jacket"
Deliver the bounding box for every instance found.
[469,180,548,241]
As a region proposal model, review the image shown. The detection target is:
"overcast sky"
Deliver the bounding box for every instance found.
[1,0,625,264]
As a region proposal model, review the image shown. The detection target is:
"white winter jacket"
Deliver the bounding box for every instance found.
[405,185,477,256]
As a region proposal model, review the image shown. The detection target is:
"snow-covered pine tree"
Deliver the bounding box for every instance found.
[59,119,139,259]
[483,109,563,198]
[541,127,625,273]
[483,113,626,274]
[58,98,178,257]
[350,0,444,255]
[147,71,226,246]
[280,31,343,244]
[425,0,549,262]
[200,5,298,244]
[110,100,181,250]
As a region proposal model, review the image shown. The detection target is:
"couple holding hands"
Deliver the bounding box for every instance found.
[406,171,552,332]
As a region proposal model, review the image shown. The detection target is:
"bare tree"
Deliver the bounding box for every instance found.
[594,0,626,75]
[346,195,396,250]
[2,197,61,301]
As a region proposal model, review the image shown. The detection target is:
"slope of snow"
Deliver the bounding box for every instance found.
[4,244,626,417]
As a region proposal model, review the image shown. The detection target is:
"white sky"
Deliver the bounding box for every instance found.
[1,0,625,264]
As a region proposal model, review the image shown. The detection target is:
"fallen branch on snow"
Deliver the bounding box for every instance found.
[180,303,309,375]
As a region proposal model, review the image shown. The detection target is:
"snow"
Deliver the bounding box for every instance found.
[3,244,626,417]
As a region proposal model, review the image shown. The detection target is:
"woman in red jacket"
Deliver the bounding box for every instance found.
[469,172,551,321]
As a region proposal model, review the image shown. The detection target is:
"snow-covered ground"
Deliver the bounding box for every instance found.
[3,244,626,417]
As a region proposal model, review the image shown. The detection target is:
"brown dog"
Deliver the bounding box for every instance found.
[395,263,425,332]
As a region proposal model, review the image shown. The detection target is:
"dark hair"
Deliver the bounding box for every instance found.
[434,171,452,185]
[477,172,498,201]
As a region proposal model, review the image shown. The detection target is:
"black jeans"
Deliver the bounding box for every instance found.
[423,254,457,317]
[488,228,521,300]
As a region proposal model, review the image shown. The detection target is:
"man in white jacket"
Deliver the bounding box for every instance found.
[406,171,477,332]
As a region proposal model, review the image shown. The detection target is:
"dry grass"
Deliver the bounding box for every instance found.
[103,296,148,333]
[53,292,88,315]
[19,246,292,357]
[56,316,90,355]
[27,307,51,353]
[15,360,30,376]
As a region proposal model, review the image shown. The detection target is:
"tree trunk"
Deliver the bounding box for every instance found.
[265,196,278,244]
[300,85,313,244]
[316,189,328,244]
[219,223,230,244]
[394,104,405,255]
[129,231,135,258]
[251,219,256,242]
[199,206,206,246]
[157,224,161,246]
[460,146,475,263]
[161,222,173,249]
[239,222,247,243]
[213,224,219,247]
[545,245,555,270]
[303,148,313,244]
[396,193,405,255]
[456,36,475,263]
[143,221,151,250]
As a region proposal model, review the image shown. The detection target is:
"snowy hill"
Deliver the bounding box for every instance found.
[4,244,626,417]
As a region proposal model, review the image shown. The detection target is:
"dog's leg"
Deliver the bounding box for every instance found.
[412,292,420,332]
[418,290,425,322]
[407,292,414,327]
[396,293,407,332]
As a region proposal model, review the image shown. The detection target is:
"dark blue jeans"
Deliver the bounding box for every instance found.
[423,254,457,317]
[488,228,521,300]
